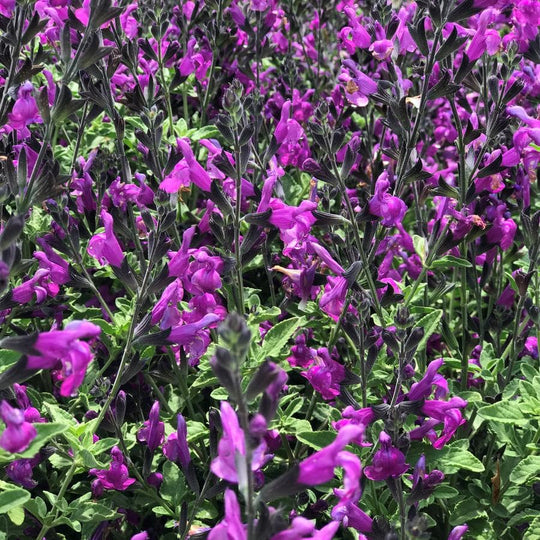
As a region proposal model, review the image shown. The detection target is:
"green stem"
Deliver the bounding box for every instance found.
[35,461,77,540]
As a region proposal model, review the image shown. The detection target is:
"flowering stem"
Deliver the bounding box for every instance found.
[0,5,27,122]
[94,218,161,428]
[396,27,442,196]
[235,385,255,539]
[233,132,245,314]
[396,478,407,540]
[330,154,385,326]
[157,34,175,138]
[20,122,53,213]
[35,461,77,540]
[180,472,213,540]
[502,295,526,389]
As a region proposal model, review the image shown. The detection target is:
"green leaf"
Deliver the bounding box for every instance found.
[70,500,119,523]
[0,488,30,514]
[433,485,460,499]
[525,516,540,539]
[413,234,428,264]
[255,317,306,363]
[415,309,443,353]
[510,456,540,485]
[296,431,337,450]
[429,255,473,269]
[450,499,488,525]
[24,496,47,519]
[7,505,24,525]
[508,509,540,527]
[0,423,70,463]
[160,461,187,507]
[0,350,22,374]
[440,448,484,473]
[477,401,528,424]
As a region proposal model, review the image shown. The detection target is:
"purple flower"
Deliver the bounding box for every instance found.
[160,138,211,193]
[0,401,37,454]
[369,173,407,227]
[163,414,191,469]
[131,533,149,540]
[370,39,394,61]
[87,210,124,267]
[33,243,69,286]
[302,348,345,401]
[208,489,246,540]
[168,226,196,277]
[27,321,101,397]
[287,334,314,368]
[12,269,53,304]
[146,472,163,489]
[522,336,538,360]
[0,0,14,17]
[339,7,371,53]
[408,455,444,504]
[89,446,136,495]
[333,503,372,534]
[137,401,164,452]
[448,524,468,540]
[211,401,268,484]
[486,205,517,251]
[339,60,378,107]
[411,397,468,449]
[364,431,408,481]
[167,313,220,346]
[333,406,376,446]
[408,358,448,401]
[271,518,340,539]
[151,279,183,329]
[297,424,363,485]
[6,457,39,488]
[7,82,41,138]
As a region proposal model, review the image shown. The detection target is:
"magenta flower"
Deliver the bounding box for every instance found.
[6,457,39,488]
[271,518,340,540]
[12,269,53,304]
[160,138,212,193]
[210,401,268,484]
[7,82,41,138]
[0,401,37,454]
[168,226,196,277]
[370,39,394,61]
[339,60,378,107]
[167,313,220,345]
[163,414,191,469]
[302,348,345,401]
[287,334,315,368]
[151,279,183,329]
[369,173,407,227]
[137,401,165,452]
[208,489,246,540]
[339,7,372,53]
[297,424,363,485]
[333,406,376,447]
[408,455,444,504]
[274,101,304,149]
[408,358,448,401]
[0,0,14,17]
[26,320,101,397]
[410,397,468,449]
[364,431,409,481]
[89,446,136,495]
[87,210,124,268]
[486,205,517,251]
[448,525,468,540]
